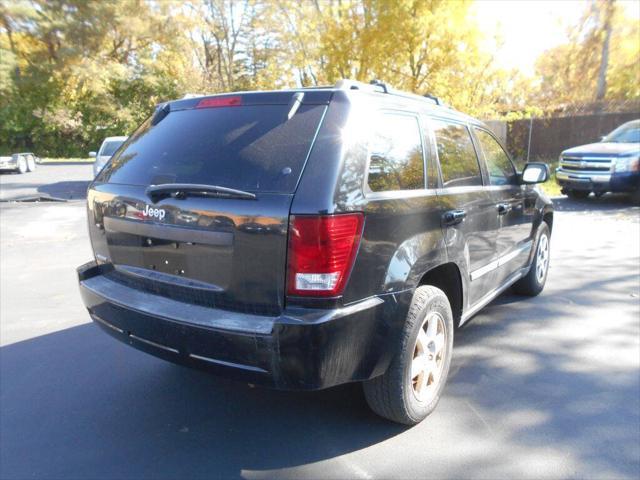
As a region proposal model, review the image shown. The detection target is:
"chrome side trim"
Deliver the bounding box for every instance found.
[437,186,486,195]
[470,260,498,281]
[461,267,527,326]
[470,241,532,281]
[188,353,268,373]
[497,241,532,267]
[365,188,438,201]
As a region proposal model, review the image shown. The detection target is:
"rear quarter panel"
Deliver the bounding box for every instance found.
[293,91,449,304]
[345,192,448,302]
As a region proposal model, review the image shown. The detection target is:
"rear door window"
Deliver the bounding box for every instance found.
[474,128,516,186]
[367,113,425,192]
[432,120,483,188]
[97,104,326,193]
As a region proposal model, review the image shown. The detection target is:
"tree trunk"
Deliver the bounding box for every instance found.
[595,0,614,101]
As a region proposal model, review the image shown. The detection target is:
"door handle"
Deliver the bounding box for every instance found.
[443,209,467,226]
[497,203,511,215]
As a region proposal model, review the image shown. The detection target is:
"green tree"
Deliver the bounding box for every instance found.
[533,0,639,112]
[0,0,189,155]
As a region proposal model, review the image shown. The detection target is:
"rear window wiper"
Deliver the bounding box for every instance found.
[146,183,256,201]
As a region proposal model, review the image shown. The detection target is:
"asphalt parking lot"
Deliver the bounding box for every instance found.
[1,165,639,479]
[0,163,94,201]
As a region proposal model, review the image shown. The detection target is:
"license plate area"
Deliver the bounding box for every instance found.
[105,230,233,290]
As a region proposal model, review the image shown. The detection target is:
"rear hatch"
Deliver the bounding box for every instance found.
[87,91,330,315]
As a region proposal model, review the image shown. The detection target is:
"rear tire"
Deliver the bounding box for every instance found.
[513,222,550,296]
[363,285,454,425]
[26,155,36,172]
[16,156,27,174]
[566,190,589,200]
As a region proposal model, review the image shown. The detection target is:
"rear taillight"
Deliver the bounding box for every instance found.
[196,96,242,108]
[287,213,364,297]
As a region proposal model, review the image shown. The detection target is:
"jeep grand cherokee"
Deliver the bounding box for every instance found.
[77,79,553,425]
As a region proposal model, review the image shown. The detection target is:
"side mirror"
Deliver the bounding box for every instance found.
[521,162,550,184]
[89,151,97,158]
[600,135,607,142]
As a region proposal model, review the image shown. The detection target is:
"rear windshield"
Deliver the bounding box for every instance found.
[97,104,326,193]
[100,140,124,156]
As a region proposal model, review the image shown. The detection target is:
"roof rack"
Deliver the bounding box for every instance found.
[423,94,440,105]
[334,78,442,107]
[334,79,386,93]
[369,79,389,93]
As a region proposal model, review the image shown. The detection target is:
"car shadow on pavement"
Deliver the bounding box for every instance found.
[37,181,91,200]
[0,323,406,480]
[552,193,638,213]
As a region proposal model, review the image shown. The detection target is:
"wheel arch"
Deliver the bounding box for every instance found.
[418,262,464,328]
[542,209,553,233]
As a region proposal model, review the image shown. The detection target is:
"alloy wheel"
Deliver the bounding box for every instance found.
[536,233,549,284]
[410,311,446,403]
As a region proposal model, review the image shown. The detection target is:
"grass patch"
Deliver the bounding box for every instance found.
[536,157,562,198]
[40,157,94,164]
[539,172,563,198]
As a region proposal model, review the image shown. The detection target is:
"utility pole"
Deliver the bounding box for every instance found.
[526,117,533,163]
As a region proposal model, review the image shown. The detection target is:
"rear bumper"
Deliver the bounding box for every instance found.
[78,261,410,390]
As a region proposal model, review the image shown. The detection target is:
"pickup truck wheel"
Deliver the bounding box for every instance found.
[566,190,589,200]
[16,156,27,174]
[513,222,550,296]
[26,155,36,172]
[363,285,453,425]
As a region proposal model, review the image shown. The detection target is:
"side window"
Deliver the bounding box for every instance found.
[432,120,482,188]
[474,129,516,186]
[367,113,425,192]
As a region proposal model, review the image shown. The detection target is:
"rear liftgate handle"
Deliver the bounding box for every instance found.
[443,209,467,227]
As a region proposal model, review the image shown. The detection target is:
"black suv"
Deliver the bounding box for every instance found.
[77,80,553,425]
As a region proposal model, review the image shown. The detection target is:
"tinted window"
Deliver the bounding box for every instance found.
[98,104,326,193]
[367,113,424,192]
[474,129,516,186]
[432,120,482,188]
[100,140,124,157]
